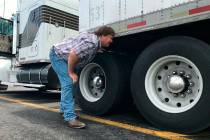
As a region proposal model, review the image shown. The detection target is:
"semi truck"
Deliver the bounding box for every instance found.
[0,0,79,90]
[1,0,210,133]
[0,18,13,90]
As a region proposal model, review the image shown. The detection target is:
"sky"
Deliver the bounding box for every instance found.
[0,0,17,19]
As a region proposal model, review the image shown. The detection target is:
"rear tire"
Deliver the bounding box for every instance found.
[75,53,132,115]
[131,36,210,133]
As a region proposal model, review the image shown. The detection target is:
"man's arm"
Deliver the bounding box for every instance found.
[68,49,79,83]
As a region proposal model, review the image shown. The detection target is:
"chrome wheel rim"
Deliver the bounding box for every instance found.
[79,63,106,102]
[145,55,203,113]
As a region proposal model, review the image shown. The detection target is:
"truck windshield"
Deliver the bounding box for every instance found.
[0,18,13,36]
[0,18,13,54]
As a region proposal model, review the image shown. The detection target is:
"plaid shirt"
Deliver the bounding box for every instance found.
[53,32,100,68]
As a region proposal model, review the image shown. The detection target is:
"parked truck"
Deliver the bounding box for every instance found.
[0,18,13,90]
[77,0,210,133]
[0,0,79,90]
[1,0,210,133]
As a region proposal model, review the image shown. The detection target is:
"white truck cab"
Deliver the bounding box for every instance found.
[1,0,79,89]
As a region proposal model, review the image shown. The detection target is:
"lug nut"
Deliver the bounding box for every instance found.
[189,82,194,87]
[186,89,192,94]
[180,93,186,98]
[172,71,177,75]
[173,93,178,97]
[186,74,191,79]
[179,71,185,75]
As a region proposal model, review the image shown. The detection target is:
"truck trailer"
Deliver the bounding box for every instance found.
[78,0,210,133]
[1,0,210,133]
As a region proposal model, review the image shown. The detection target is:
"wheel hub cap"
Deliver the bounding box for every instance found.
[93,76,103,89]
[167,75,185,93]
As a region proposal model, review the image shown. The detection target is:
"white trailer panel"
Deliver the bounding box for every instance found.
[89,0,104,29]
[142,0,193,14]
[104,0,120,25]
[79,0,89,32]
[80,0,210,37]
[79,0,204,32]
[121,0,143,20]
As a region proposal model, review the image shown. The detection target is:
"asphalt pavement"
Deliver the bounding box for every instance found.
[0,86,210,140]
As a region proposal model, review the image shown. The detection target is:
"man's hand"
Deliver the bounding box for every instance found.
[69,72,78,83]
[68,49,79,83]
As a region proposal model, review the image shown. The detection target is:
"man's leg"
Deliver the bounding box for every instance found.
[49,49,85,128]
[60,96,64,114]
[49,50,76,121]
[59,74,76,121]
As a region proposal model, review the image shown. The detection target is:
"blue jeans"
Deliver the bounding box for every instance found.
[49,48,76,121]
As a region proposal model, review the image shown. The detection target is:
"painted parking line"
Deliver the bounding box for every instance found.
[0,96,190,140]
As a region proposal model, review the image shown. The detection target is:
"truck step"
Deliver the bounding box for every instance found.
[1,82,45,88]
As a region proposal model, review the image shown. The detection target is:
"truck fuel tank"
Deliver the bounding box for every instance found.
[16,64,60,89]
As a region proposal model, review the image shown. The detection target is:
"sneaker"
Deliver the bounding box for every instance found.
[68,119,86,129]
